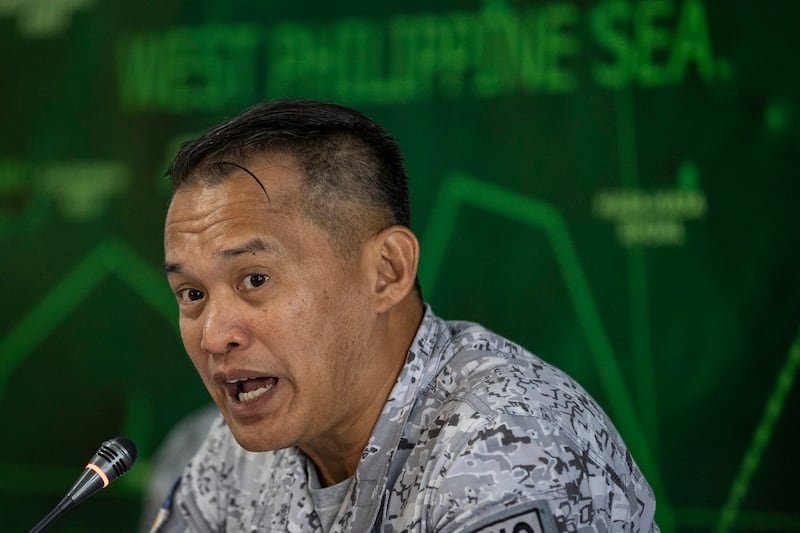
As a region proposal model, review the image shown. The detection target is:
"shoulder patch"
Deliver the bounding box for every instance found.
[462,501,557,533]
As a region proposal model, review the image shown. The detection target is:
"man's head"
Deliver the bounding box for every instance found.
[163,101,423,481]
[167,99,412,258]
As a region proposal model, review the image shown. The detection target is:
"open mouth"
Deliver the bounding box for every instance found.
[225,377,278,403]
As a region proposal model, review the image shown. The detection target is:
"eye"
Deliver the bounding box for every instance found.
[176,287,205,304]
[241,273,269,290]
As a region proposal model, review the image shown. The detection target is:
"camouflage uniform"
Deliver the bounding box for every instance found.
[171,306,658,532]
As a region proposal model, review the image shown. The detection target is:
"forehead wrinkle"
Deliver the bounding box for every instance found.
[163,237,279,278]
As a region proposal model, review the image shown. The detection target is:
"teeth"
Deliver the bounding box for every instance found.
[237,382,274,402]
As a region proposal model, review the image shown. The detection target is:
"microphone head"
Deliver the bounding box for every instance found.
[91,437,138,483]
[63,437,138,509]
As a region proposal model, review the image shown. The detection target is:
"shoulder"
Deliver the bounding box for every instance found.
[435,318,605,429]
[407,318,658,531]
[426,407,656,531]
[414,405,658,531]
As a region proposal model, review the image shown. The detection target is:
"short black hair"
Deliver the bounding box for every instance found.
[166,99,412,256]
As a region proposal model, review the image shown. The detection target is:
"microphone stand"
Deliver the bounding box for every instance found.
[29,495,74,533]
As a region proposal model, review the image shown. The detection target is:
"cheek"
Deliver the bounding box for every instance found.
[179,317,197,346]
[179,318,206,367]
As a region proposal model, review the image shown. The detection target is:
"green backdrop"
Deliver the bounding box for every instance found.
[1,1,798,531]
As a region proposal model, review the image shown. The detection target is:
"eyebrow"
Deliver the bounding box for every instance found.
[164,262,181,275]
[218,238,278,258]
[164,238,279,275]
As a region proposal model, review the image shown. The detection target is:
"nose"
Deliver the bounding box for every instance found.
[199,297,251,356]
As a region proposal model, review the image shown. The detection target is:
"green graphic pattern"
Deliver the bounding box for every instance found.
[0,1,798,531]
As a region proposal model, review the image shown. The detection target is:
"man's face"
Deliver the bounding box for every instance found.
[164,159,379,453]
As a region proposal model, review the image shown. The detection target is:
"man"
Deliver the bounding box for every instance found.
[160,100,658,532]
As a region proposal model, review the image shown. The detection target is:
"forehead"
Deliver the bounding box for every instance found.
[164,160,310,261]
[189,154,303,203]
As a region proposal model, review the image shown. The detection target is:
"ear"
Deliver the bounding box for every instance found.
[370,225,420,313]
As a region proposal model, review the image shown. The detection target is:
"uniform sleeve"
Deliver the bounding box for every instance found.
[426,411,658,533]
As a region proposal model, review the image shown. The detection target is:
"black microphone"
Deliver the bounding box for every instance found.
[29,437,138,533]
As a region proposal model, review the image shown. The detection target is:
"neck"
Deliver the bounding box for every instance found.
[301,298,424,486]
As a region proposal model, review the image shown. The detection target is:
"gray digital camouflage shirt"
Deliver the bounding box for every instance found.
[170,306,658,532]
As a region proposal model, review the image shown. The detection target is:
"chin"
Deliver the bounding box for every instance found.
[230,427,292,453]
